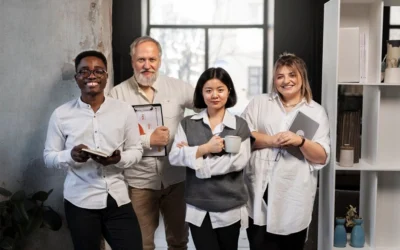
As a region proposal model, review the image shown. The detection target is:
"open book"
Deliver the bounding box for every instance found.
[82,139,127,158]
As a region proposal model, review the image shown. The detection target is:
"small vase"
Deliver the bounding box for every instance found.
[334,218,347,248]
[350,218,365,248]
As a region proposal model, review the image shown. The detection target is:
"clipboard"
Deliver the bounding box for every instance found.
[132,104,167,157]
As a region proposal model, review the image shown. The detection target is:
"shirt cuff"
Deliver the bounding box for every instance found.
[309,141,330,171]
[195,157,211,179]
[58,149,80,168]
[140,129,154,149]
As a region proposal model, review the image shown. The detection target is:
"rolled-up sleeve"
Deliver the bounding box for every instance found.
[43,111,77,169]
[169,123,204,170]
[115,108,143,169]
[309,109,330,171]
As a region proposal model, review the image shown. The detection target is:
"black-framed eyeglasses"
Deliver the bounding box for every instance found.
[77,69,107,78]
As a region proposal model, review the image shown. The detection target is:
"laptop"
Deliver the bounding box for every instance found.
[286,111,320,160]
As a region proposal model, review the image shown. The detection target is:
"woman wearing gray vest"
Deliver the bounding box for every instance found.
[169,67,252,250]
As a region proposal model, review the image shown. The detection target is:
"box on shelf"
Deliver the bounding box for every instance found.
[338,27,360,83]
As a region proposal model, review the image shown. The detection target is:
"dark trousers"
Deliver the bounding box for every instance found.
[247,217,307,250]
[189,213,241,250]
[246,185,307,250]
[64,195,143,250]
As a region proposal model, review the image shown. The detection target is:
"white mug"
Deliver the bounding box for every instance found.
[224,135,241,153]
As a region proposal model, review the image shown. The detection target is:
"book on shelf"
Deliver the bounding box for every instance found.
[360,32,367,83]
[338,27,360,83]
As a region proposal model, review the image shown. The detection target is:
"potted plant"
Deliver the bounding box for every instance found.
[0,187,62,250]
[345,204,360,231]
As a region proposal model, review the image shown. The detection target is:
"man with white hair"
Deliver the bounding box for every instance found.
[109,36,193,250]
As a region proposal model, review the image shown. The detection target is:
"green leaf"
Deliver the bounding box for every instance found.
[13,202,29,223]
[25,208,43,235]
[0,187,12,197]
[10,191,25,203]
[0,200,9,208]
[0,236,15,250]
[31,191,49,202]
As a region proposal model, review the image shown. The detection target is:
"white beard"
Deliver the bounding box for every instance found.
[134,70,158,87]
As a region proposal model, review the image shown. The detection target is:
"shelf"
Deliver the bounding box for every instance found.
[338,82,400,86]
[336,159,400,171]
[333,244,370,250]
[341,0,375,3]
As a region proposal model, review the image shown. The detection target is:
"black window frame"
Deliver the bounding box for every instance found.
[145,0,269,93]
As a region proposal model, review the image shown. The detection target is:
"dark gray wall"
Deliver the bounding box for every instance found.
[112,0,143,84]
[274,0,328,103]
[0,1,113,249]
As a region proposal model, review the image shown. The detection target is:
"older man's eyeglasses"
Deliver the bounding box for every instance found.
[77,69,107,78]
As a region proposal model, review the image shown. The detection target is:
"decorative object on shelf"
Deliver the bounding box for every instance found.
[345,205,360,229]
[334,217,347,248]
[336,110,361,163]
[384,40,400,84]
[350,218,365,248]
[339,144,354,167]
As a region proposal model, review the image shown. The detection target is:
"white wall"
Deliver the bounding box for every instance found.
[0,0,113,248]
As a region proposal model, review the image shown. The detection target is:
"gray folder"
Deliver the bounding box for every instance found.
[286,111,320,160]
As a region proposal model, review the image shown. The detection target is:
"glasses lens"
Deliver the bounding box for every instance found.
[78,69,90,78]
[94,69,106,78]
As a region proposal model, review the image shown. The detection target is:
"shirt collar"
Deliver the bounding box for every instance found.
[269,92,315,108]
[77,96,109,109]
[191,109,236,129]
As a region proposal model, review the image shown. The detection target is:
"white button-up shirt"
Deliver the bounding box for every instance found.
[44,97,143,209]
[241,93,330,235]
[109,75,194,190]
[169,110,251,229]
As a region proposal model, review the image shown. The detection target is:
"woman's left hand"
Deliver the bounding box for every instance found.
[277,131,302,147]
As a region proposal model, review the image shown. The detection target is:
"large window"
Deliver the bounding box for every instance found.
[145,0,269,114]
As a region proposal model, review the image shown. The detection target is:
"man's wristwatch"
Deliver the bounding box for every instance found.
[298,135,306,147]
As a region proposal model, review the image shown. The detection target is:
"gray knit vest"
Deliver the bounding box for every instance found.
[180,115,251,212]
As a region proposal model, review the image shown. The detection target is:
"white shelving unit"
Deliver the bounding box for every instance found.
[319,0,400,250]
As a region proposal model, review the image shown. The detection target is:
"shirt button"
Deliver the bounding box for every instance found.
[95,131,97,133]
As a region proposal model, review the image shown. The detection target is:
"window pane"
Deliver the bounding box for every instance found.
[390,7,400,25]
[208,28,263,115]
[150,28,205,86]
[150,0,264,25]
[389,29,400,40]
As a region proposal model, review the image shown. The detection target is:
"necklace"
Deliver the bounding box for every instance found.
[281,99,301,108]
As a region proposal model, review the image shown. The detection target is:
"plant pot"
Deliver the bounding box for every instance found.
[350,218,365,248]
[334,218,347,248]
